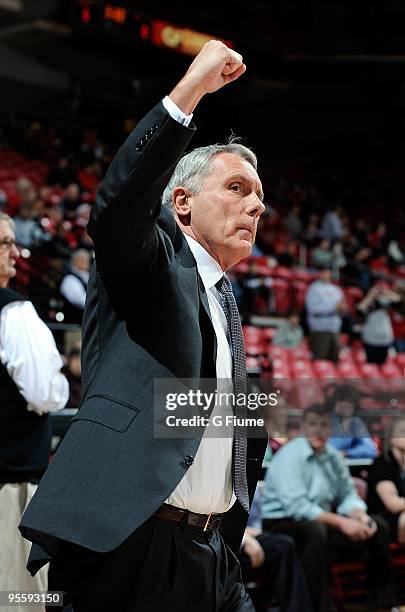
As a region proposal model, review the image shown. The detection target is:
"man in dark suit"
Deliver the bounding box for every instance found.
[20,41,267,611]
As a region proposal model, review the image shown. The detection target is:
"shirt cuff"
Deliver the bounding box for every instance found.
[299,505,324,521]
[162,96,193,127]
[337,497,367,516]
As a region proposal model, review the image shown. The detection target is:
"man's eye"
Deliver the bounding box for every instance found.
[230,184,241,192]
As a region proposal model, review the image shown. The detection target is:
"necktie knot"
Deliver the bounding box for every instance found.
[216,274,232,295]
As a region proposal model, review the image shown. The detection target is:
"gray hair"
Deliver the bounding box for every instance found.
[0,212,15,231]
[162,139,258,208]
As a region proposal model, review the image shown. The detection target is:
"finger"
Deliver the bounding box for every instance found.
[229,49,243,64]
[221,54,243,76]
[222,63,237,76]
[223,63,247,84]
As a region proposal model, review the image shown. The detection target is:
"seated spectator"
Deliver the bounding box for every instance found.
[13,202,45,248]
[305,266,347,363]
[59,249,91,323]
[261,403,393,612]
[321,205,344,243]
[283,204,302,237]
[61,183,82,220]
[343,246,372,293]
[47,156,75,188]
[367,416,405,543]
[387,238,404,266]
[273,312,303,348]
[352,218,370,246]
[331,241,346,276]
[368,222,389,257]
[241,260,273,316]
[392,286,405,353]
[77,160,102,192]
[62,346,82,409]
[300,214,323,248]
[311,238,333,270]
[327,384,377,459]
[239,486,313,612]
[358,282,402,364]
[277,242,298,268]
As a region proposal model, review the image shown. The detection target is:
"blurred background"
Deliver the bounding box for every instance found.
[2,3,405,608]
[1,0,404,383]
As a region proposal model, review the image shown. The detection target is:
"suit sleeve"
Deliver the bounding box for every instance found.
[87,101,196,307]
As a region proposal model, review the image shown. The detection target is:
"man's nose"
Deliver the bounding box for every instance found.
[11,243,20,258]
[246,194,265,218]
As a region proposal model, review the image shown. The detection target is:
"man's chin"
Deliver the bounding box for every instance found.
[236,242,252,258]
[223,242,252,269]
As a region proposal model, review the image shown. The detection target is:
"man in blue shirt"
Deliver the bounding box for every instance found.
[261,403,392,611]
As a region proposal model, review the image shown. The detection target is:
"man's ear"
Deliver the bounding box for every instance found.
[172,187,191,221]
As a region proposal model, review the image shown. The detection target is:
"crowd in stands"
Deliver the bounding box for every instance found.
[239,384,405,610]
[1,119,404,362]
[1,119,405,610]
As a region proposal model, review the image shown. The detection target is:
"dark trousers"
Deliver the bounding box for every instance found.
[48,514,254,612]
[262,516,391,612]
[309,331,340,363]
[238,532,313,612]
[364,343,389,365]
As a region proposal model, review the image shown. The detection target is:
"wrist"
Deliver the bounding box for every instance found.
[169,75,206,115]
[336,515,347,531]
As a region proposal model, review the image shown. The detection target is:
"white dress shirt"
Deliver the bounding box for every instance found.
[0,300,69,414]
[162,96,236,513]
[60,266,90,310]
[166,236,236,514]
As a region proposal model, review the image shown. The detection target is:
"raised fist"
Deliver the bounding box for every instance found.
[169,40,246,114]
[183,40,246,94]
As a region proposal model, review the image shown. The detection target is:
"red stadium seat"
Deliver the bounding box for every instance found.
[292,280,308,311]
[338,362,361,379]
[271,266,293,281]
[313,360,339,379]
[291,360,315,379]
[360,363,381,378]
[272,279,291,315]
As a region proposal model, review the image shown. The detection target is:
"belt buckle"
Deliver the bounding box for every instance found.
[203,512,213,531]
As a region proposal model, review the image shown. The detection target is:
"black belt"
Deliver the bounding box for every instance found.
[154,503,223,531]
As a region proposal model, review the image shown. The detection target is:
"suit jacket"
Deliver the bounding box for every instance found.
[20,102,266,557]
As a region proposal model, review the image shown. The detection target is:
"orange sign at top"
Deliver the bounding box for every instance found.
[151,20,233,57]
[104,4,127,25]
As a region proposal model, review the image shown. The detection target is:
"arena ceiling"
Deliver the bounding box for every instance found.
[0,0,404,150]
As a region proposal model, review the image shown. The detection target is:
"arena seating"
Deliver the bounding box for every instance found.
[244,325,405,381]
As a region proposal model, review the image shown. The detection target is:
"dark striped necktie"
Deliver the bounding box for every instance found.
[216,275,249,513]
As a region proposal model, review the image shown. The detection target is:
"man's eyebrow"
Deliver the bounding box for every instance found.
[226,173,264,201]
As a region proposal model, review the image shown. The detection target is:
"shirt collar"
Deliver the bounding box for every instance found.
[184,234,224,291]
[300,437,333,461]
